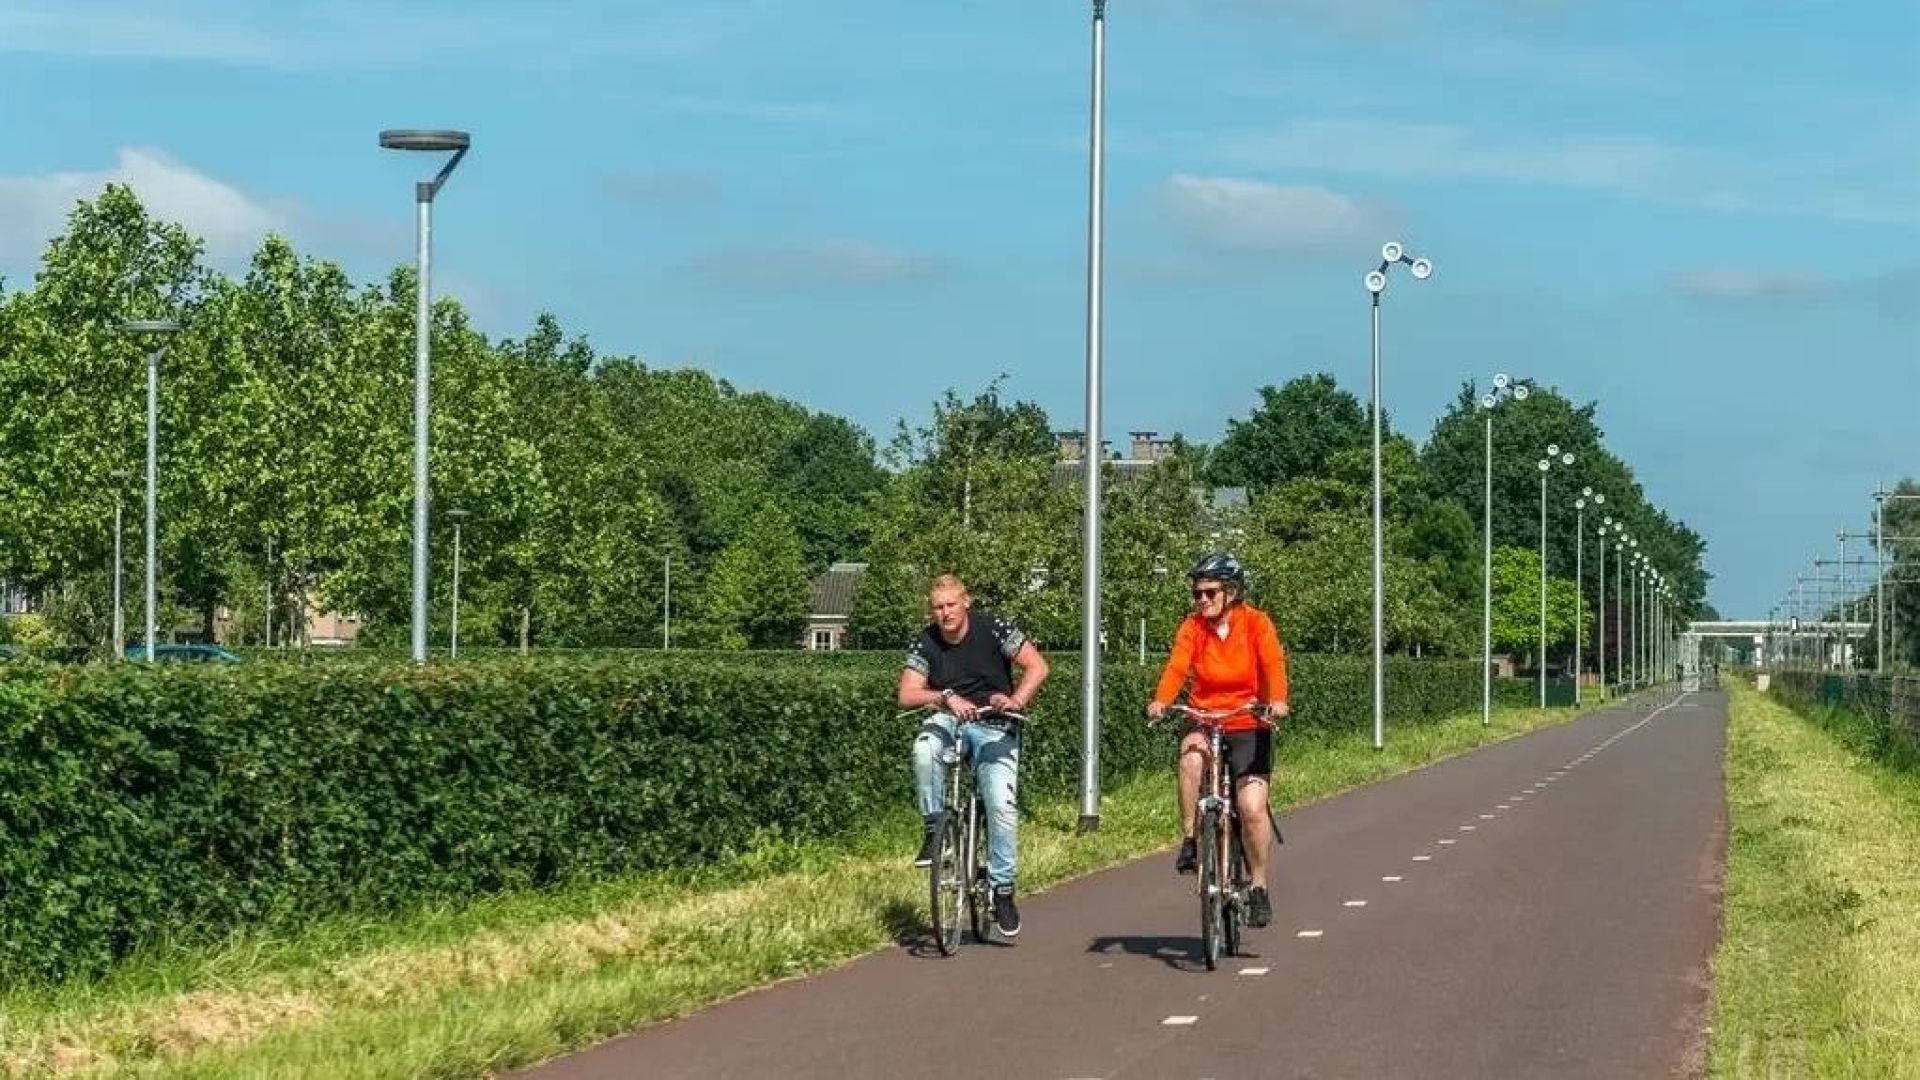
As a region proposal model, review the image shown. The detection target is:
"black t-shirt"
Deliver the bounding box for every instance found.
[904,609,1029,707]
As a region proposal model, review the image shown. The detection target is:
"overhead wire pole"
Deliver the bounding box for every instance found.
[1364,243,1433,750]
[1077,0,1108,833]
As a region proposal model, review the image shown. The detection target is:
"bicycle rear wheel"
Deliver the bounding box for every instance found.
[1222,818,1246,959]
[1198,808,1224,970]
[929,810,965,956]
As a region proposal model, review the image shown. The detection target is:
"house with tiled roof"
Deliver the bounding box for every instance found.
[802,561,866,650]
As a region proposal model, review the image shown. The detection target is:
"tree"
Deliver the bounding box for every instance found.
[1489,546,1585,664]
[1206,374,1370,493]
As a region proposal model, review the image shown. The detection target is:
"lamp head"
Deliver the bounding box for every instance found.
[1381,241,1404,263]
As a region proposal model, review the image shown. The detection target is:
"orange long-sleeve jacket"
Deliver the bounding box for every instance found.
[1152,603,1289,733]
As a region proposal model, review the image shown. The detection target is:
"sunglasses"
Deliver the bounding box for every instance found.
[1191,587,1224,600]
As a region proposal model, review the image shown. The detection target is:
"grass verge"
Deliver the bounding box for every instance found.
[1710,680,1920,1077]
[3,700,1601,1080]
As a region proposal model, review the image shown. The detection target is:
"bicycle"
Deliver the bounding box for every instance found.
[902,704,1026,956]
[1161,702,1279,971]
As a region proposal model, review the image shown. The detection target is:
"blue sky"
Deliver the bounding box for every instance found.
[2,0,1915,618]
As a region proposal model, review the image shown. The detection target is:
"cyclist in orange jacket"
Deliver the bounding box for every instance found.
[1146,552,1290,927]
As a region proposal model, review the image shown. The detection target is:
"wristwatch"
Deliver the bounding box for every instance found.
[940,688,955,704]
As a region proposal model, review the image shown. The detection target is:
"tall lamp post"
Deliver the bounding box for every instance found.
[1597,516,1611,696]
[1077,0,1110,831]
[1536,446,1575,706]
[111,468,132,660]
[120,319,181,663]
[1364,240,1434,749]
[446,508,468,658]
[1572,489,1602,704]
[379,128,471,666]
[1478,374,1529,725]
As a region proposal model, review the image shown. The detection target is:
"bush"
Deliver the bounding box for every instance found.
[0,652,1503,984]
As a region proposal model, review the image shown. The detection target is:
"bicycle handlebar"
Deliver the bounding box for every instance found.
[1159,702,1282,729]
[895,702,1030,726]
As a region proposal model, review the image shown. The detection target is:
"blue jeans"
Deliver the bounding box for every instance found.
[912,714,1019,889]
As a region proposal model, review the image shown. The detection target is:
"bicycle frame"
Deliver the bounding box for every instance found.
[1165,703,1271,968]
[908,705,1024,954]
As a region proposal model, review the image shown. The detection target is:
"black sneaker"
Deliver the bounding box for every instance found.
[913,818,940,868]
[1247,886,1273,929]
[1174,837,1198,875]
[992,886,1022,937]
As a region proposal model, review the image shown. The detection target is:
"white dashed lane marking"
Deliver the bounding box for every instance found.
[1344,899,1368,908]
[1382,875,1403,882]
[1412,854,1433,861]
[1162,1015,1198,1026]
[1297,929,1324,939]
[1238,966,1269,976]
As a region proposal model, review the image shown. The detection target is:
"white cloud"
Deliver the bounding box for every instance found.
[601,170,722,205]
[684,241,943,289]
[1671,269,1832,302]
[1226,118,1685,191]
[1159,174,1398,254]
[0,149,293,265]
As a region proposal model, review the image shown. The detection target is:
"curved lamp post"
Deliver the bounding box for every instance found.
[379,128,471,666]
[1536,446,1575,706]
[1573,488,1603,704]
[1478,373,1530,725]
[1365,241,1434,749]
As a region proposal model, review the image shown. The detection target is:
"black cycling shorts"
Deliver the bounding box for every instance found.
[1179,726,1272,781]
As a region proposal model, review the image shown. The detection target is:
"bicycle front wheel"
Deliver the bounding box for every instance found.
[1198,809,1224,971]
[929,811,965,956]
[1222,819,1246,959]
[965,799,990,942]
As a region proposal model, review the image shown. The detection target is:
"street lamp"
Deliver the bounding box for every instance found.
[1598,515,1612,696]
[1613,522,1628,685]
[446,508,469,658]
[1143,556,1168,664]
[1478,374,1530,725]
[110,468,132,660]
[120,318,180,664]
[1572,488,1603,704]
[1078,0,1110,832]
[1365,240,1434,749]
[1536,446,1574,707]
[379,127,472,666]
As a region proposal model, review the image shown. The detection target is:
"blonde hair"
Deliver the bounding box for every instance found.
[928,573,969,598]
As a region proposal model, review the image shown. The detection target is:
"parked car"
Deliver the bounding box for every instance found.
[124,643,243,664]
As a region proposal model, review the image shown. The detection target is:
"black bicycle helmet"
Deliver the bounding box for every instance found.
[1188,552,1247,592]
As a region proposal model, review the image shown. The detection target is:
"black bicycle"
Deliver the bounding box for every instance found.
[908,705,1025,956]
[1163,703,1278,970]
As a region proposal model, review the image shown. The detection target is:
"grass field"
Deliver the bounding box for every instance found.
[1710,680,1920,1078]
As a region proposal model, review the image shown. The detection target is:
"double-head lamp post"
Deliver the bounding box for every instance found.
[1365,241,1434,750]
[1478,374,1529,725]
[379,128,471,667]
[1536,446,1574,707]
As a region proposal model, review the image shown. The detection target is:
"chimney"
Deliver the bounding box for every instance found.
[1055,430,1085,461]
[1129,430,1158,461]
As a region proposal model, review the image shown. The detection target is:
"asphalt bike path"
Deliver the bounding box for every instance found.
[520,689,1724,1080]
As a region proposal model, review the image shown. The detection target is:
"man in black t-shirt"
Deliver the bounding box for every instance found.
[898,574,1049,936]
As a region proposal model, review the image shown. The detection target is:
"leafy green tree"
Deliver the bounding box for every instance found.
[1206,374,1371,493]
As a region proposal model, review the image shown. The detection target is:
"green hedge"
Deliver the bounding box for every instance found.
[0,653,1510,985]
[1769,670,1920,765]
